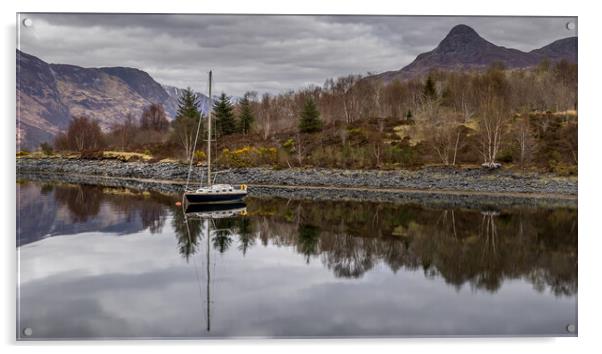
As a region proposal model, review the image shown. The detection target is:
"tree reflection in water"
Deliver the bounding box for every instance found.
[212,218,236,254]
[169,197,576,296]
[297,224,320,264]
[172,207,203,261]
[50,183,170,232]
[26,182,577,296]
[237,217,256,256]
[53,184,103,223]
[240,199,576,296]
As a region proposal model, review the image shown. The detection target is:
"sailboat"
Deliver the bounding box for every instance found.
[184,71,248,204]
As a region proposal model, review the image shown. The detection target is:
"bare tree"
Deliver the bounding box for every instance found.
[335,75,362,123]
[259,93,272,140]
[110,113,137,151]
[383,80,407,119]
[372,142,382,167]
[478,95,508,168]
[171,114,200,160]
[55,116,105,152]
[416,87,464,166]
[513,113,535,170]
[140,103,169,132]
[295,132,305,166]
[428,120,464,166]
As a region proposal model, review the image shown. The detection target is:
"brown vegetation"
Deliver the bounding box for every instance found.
[54,116,105,152]
[45,60,577,175]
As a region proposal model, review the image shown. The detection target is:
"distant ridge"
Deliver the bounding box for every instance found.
[530,37,577,63]
[374,24,577,82]
[16,25,577,149]
[16,50,211,150]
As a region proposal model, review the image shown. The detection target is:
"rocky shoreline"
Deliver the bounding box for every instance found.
[16,157,577,209]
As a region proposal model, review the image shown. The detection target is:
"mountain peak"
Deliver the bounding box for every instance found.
[447,24,479,37]
[372,24,577,83]
[438,24,487,50]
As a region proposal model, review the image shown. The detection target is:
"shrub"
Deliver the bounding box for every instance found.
[384,144,421,167]
[282,138,295,153]
[146,142,178,161]
[219,146,278,167]
[346,127,368,145]
[40,142,54,155]
[194,150,206,162]
[551,161,577,176]
[80,150,104,160]
[497,147,513,163]
[257,147,278,165]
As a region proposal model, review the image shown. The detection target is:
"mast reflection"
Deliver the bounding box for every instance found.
[181,202,247,332]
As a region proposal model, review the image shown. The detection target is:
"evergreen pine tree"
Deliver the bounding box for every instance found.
[423,75,437,100]
[213,93,237,136]
[238,94,255,135]
[176,87,201,119]
[171,87,202,159]
[298,98,322,133]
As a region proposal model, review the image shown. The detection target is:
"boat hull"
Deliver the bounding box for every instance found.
[184,202,246,214]
[184,192,247,204]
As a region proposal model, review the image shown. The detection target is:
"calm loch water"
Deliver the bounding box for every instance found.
[16,181,577,339]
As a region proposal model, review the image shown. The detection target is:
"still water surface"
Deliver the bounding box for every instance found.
[16,181,577,339]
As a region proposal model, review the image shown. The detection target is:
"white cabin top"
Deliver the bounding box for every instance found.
[195,184,236,194]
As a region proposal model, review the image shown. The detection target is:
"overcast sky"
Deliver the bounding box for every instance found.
[18,14,576,96]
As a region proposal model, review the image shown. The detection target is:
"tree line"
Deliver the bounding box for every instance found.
[50,89,261,159]
[47,59,577,173]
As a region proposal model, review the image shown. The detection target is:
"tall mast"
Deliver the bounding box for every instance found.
[207,71,212,186]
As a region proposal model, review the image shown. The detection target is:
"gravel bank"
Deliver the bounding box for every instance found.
[17,158,577,209]
[17,157,577,194]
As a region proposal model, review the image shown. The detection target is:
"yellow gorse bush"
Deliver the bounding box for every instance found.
[194,150,206,162]
[220,145,278,167]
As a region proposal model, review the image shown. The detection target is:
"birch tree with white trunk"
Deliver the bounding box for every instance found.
[478,95,508,168]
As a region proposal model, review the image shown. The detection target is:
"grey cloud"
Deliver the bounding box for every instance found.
[18,232,576,339]
[18,14,576,96]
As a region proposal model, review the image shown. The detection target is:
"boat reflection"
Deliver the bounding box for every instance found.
[184,202,247,218]
[181,202,247,332]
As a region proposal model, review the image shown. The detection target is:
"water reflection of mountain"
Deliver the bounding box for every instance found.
[17,181,577,296]
[17,182,170,246]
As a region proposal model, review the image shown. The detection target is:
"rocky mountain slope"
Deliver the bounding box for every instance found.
[16,24,577,150]
[530,36,578,62]
[16,50,211,150]
[374,24,577,82]
[16,51,71,149]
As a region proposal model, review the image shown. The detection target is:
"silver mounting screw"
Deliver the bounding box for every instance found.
[22,327,33,337]
[566,324,576,333]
